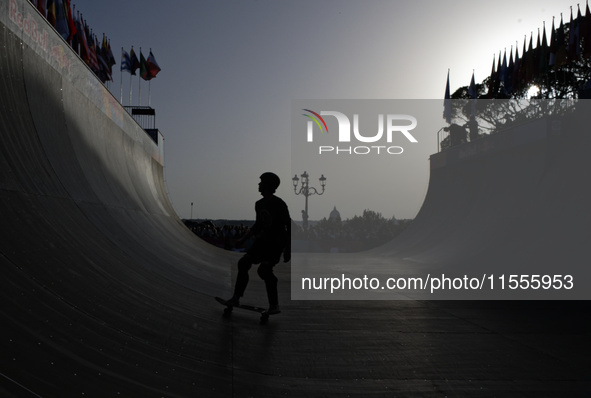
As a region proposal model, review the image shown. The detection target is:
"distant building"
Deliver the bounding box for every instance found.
[329,206,341,223]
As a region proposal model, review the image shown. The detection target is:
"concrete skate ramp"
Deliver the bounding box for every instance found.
[1,1,237,394]
[2,1,591,397]
[0,1,233,290]
[376,109,591,297]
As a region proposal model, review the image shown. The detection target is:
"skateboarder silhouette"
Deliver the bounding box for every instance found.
[225,172,291,314]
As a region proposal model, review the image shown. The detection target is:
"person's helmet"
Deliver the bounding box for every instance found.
[260,172,281,191]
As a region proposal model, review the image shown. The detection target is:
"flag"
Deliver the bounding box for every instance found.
[443,70,451,123]
[107,40,116,70]
[524,33,534,82]
[146,50,161,78]
[121,48,132,73]
[54,0,69,40]
[468,71,477,99]
[75,12,89,63]
[47,0,56,27]
[549,17,557,67]
[583,1,591,57]
[130,47,140,75]
[64,0,76,42]
[96,55,110,82]
[468,70,477,119]
[539,23,549,76]
[576,5,583,57]
[140,50,152,81]
[494,50,502,94]
[87,33,100,72]
[504,48,514,95]
[37,0,47,18]
[531,29,541,78]
[100,35,115,76]
[512,41,521,92]
[555,14,568,67]
[568,6,581,60]
[96,36,112,82]
[487,54,496,97]
[499,49,507,88]
[517,37,528,91]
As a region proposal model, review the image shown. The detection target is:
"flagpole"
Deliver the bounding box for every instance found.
[120,47,123,104]
[469,69,476,121]
[543,21,549,98]
[129,46,134,106]
[443,68,451,124]
[139,47,142,106]
[120,69,123,104]
[550,17,555,98]
[146,48,152,106]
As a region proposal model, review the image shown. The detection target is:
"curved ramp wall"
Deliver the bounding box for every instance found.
[379,107,591,297]
[1,0,231,296]
[1,0,237,393]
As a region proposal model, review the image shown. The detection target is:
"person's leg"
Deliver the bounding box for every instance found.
[257,262,279,311]
[230,255,253,304]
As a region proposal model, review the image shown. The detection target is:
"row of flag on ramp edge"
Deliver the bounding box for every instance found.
[445,2,591,103]
[27,0,161,84]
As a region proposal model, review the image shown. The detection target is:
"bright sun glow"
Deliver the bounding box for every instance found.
[527,85,540,98]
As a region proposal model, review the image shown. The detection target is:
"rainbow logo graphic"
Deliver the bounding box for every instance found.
[302,109,329,135]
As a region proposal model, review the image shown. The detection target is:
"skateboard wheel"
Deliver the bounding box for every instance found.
[223,307,233,317]
[260,313,269,324]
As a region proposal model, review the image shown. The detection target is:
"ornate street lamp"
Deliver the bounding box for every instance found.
[292,171,326,231]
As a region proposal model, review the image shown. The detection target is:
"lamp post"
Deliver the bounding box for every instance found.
[292,171,326,232]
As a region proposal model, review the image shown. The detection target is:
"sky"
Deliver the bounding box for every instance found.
[76,0,580,221]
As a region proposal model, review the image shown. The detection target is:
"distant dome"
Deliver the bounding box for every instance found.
[329,206,341,221]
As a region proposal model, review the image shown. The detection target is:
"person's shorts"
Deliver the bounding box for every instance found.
[246,239,283,265]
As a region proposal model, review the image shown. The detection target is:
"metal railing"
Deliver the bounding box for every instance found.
[124,106,156,130]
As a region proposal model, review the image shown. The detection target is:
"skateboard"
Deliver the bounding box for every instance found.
[215,296,275,324]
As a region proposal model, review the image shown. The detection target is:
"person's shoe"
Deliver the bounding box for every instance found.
[267,305,281,315]
[225,297,240,307]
